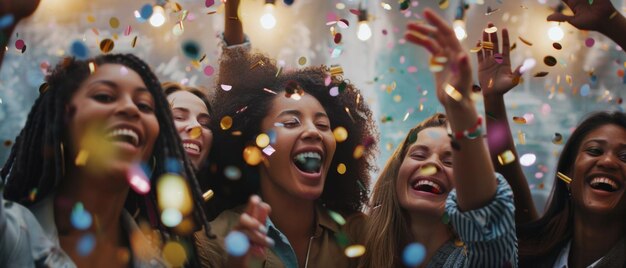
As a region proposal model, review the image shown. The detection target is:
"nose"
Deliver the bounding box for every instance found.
[597,153,620,170]
[115,95,140,120]
[422,154,444,173]
[301,121,322,142]
[185,119,202,134]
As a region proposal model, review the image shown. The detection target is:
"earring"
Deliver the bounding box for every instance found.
[60,142,66,177]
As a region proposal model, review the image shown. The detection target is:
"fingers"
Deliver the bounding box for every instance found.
[501,28,511,60]
[476,41,484,64]
[547,12,572,23]
[238,213,274,247]
[423,9,458,48]
[482,29,491,57]
[405,31,440,55]
[487,23,500,54]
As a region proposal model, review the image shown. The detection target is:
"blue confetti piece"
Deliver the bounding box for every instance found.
[77,233,96,256]
[403,242,426,267]
[139,4,154,20]
[283,0,295,5]
[267,130,277,144]
[0,14,14,29]
[70,40,89,59]
[225,231,250,257]
[181,41,201,60]
[580,84,590,97]
[165,157,181,174]
[70,203,92,230]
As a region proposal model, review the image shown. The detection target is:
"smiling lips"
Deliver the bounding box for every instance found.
[182,140,202,156]
[589,176,621,192]
[106,128,140,147]
[410,177,446,195]
[293,151,323,173]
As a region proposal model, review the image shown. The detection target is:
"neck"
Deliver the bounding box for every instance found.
[570,211,624,268]
[408,212,452,266]
[260,179,315,240]
[56,168,129,240]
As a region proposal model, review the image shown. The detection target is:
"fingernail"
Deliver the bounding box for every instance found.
[265,237,275,247]
[259,225,267,234]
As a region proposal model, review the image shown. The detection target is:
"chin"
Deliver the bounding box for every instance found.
[295,187,324,201]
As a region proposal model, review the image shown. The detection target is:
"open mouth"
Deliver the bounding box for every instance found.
[106,128,139,147]
[589,177,620,192]
[411,179,444,195]
[293,152,322,174]
[183,142,201,154]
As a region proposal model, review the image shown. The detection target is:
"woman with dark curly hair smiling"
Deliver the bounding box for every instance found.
[194,47,378,267]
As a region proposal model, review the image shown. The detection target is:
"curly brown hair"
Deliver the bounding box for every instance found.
[206,48,378,215]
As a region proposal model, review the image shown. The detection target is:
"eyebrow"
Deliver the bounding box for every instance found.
[583,139,626,147]
[276,110,329,118]
[88,80,149,93]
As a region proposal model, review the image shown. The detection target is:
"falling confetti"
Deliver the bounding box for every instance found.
[243,146,263,166]
[345,245,366,258]
[221,84,232,91]
[225,231,250,257]
[70,202,93,230]
[337,163,347,174]
[328,210,346,225]
[333,127,348,142]
[497,150,516,165]
[77,233,96,256]
[403,243,426,267]
[163,241,188,266]
[99,39,115,53]
[203,65,215,76]
[585,38,595,47]
[224,166,242,180]
[543,56,557,67]
[70,40,89,59]
[256,133,270,148]
[552,133,563,144]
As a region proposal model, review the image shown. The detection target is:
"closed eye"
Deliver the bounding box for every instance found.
[585,147,602,156]
[93,93,115,103]
[137,102,154,113]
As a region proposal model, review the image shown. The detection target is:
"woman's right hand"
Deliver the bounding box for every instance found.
[547,0,617,32]
[234,195,273,258]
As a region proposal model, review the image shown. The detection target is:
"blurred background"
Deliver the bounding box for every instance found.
[1,0,625,214]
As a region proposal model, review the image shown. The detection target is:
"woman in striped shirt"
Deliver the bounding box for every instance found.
[360,9,517,268]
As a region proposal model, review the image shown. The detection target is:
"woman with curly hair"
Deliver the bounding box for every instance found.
[194,43,378,266]
[360,9,517,267]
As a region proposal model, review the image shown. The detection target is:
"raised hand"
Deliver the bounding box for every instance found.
[228,195,273,267]
[477,23,521,97]
[547,0,617,32]
[405,9,472,109]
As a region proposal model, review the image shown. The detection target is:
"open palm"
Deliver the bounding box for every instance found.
[477,24,520,97]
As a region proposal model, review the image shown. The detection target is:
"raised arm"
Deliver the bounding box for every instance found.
[223,0,244,46]
[477,24,538,223]
[405,9,496,211]
[0,0,41,64]
[548,0,626,50]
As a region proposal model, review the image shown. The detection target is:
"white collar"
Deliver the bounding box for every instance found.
[554,240,604,268]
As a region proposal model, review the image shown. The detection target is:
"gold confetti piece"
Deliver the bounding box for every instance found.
[87,15,96,23]
[337,163,347,174]
[28,188,37,202]
[534,71,549,77]
[565,75,572,86]
[544,56,557,67]
[470,45,482,53]
[75,149,90,166]
[99,39,114,53]
[275,66,283,77]
[609,11,618,19]
[517,131,526,145]
[263,88,277,94]
[171,2,183,12]
[557,172,572,184]
[552,133,563,144]
[298,56,307,65]
[393,95,402,102]
[418,164,437,176]
[333,127,348,142]
[202,189,214,202]
[256,133,270,148]
[131,36,138,48]
[439,0,449,9]
[189,126,202,139]
[518,36,533,46]
[445,84,463,102]
[330,65,344,77]
[481,41,494,50]
[497,150,516,165]
[484,26,498,34]
[220,116,233,130]
[109,17,120,29]
[243,146,263,166]
[250,60,265,70]
[345,244,366,258]
[512,116,526,124]
[510,42,517,51]
[163,241,187,267]
[454,239,465,247]
[199,54,206,62]
[88,62,96,74]
[353,145,365,159]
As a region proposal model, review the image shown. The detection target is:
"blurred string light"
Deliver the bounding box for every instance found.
[453,1,468,41]
[356,5,372,41]
[548,4,565,41]
[261,0,277,30]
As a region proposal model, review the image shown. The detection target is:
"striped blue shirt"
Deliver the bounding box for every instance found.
[429,174,518,268]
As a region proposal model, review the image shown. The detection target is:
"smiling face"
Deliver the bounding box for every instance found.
[258,93,337,201]
[67,64,159,179]
[167,90,212,169]
[570,124,626,217]
[396,127,453,216]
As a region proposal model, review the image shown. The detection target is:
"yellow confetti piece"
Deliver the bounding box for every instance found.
[552,133,563,144]
[512,116,526,124]
[333,126,348,142]
[131,36,138,48]
[439,0,449,9]
[337,163,347,174]
[557,171,572,184]
[189,126,202,139]
[484,26,498,34]
[243,146,263,166]
[87,15,96,23]
[517,130,526,145]
[88,62,96,74]
[353,145,365,159]
[497,150,516,165]
[470,45,483,53]
[393,95,402,102]
[418,164,437,176]
[454,239,465,247]
[220,116,233,130]
[518,36,533,46]
[256,133,270,148]
[250,60,266,70]
[75,149,89,166]
[298,56,307,65]
[202,189,214,202]
[28,188,38,202]
[345,244,366,258]
[481,41,494,50]
[445,84,463,102]
[109,17,120,29]
[163,241,187,267]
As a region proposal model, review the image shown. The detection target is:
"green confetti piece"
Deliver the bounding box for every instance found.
[335,231,349,248]
[328,210,346,225]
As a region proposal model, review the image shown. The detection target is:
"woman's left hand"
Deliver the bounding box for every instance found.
[405,8,473,109]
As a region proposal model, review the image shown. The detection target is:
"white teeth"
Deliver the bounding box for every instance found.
[590,177,619,190]
[183,142,200,152]
[106,128,139,146]
[413,179,442,192]
[294,152,322,162]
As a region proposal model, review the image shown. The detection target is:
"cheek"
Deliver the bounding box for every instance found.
[173,120,187,133]
[147,116,160,146]
[204,129,213,147]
